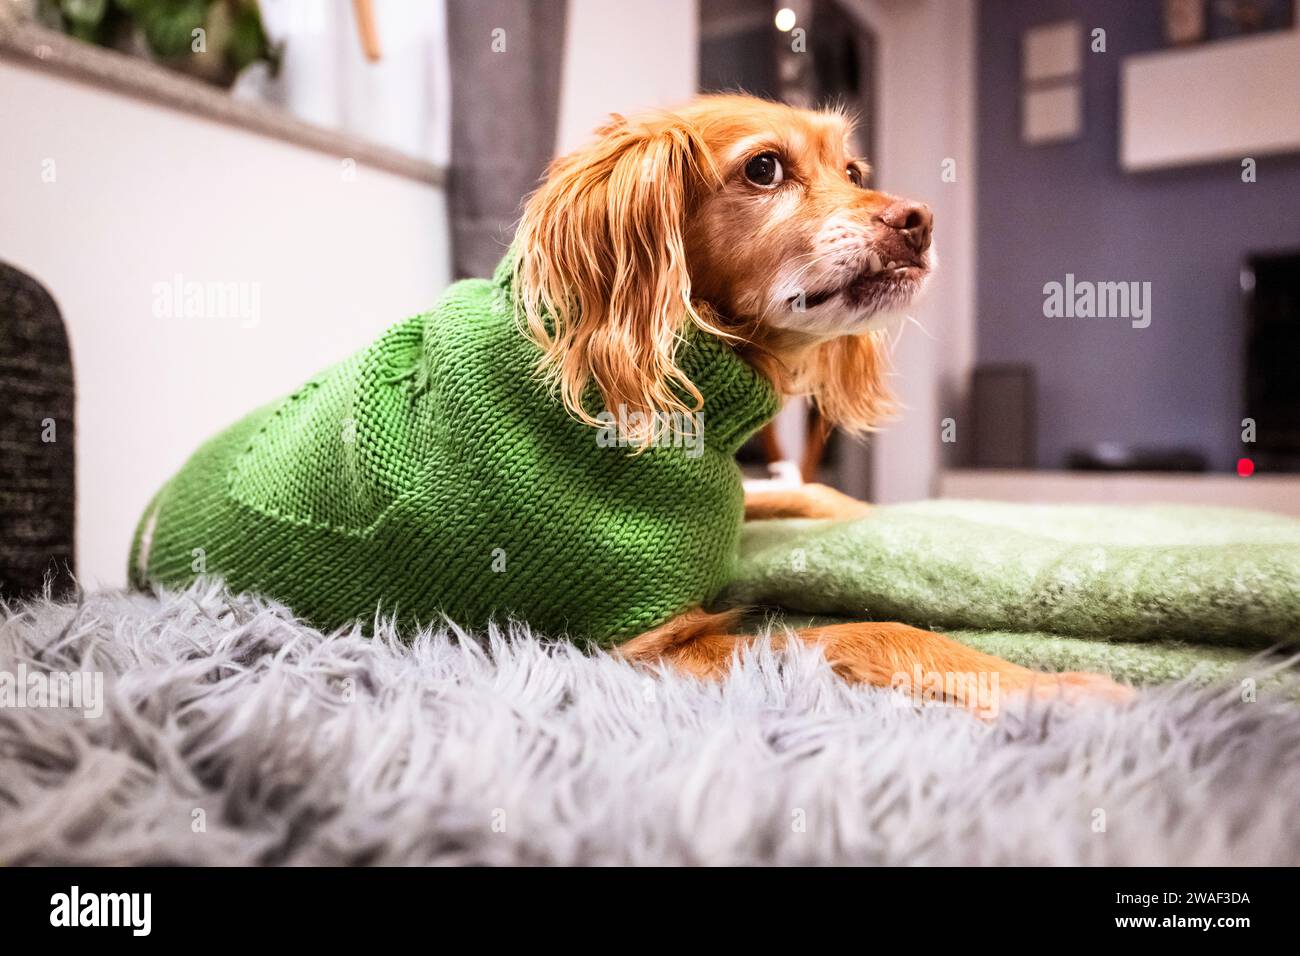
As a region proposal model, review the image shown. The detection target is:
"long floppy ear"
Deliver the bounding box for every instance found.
[513,113,724,442]
[802,331,898,437]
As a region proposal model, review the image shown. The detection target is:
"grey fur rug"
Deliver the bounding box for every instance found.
[1,583,1298,865]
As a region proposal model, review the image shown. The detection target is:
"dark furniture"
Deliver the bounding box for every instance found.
[1244,250,1300,471]
[0,262,76,600]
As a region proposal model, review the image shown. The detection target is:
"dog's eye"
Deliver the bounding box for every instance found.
[847,164,865,187]
[744,152,783,186]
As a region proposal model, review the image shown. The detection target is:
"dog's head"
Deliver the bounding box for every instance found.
[514,94,933,438]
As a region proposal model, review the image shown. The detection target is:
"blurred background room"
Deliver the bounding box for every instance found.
[2,0,1298,595]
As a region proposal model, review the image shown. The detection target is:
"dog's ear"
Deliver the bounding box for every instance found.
[803,332,898,437]
[514,113,722,442]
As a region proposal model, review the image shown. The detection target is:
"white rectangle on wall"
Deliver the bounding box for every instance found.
[1022,20,1080,81]
[1022,84,1082,144]
[1121,29,1300,170]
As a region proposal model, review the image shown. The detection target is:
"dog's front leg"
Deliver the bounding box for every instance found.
[743,483,872,521]
[616,609,1131,715]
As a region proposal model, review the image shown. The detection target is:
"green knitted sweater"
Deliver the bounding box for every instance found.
[130,255,780,645]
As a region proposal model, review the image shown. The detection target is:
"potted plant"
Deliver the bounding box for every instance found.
[36,0,281,87]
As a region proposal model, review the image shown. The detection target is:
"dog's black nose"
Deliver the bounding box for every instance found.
[878,201,933,254]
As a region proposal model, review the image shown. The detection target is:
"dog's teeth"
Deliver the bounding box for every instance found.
[886,260,898,270]
[866,252,883,273]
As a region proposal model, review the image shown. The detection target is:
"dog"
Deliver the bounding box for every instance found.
[515,95,1124,708]
[133,95,1126,711]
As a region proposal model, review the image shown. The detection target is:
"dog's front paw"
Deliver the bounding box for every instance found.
[744,482,872,521]
[1006,670,1135,706]
[800,483,873,520]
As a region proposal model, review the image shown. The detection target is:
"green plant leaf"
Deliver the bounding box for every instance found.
[226,4,268,73]
[139,0,210,59]
[60,0,107,27]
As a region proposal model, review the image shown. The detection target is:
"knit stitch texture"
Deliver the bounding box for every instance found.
[130,256,780,644]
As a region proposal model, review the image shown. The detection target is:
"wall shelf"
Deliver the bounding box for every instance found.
[1121,28,1300,171]
[0,14,444,186]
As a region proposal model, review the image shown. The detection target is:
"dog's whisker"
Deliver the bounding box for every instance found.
[901,313,936,340]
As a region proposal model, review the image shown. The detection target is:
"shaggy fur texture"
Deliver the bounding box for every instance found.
[2,583,1297,866]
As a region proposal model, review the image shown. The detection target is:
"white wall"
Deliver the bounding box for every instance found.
[555,0,699,154]
[0,62,450,587]
[840,0,978,503]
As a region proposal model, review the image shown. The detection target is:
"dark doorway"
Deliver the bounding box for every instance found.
[698,1,880,496]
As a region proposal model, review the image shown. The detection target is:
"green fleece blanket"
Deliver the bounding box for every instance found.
[721,500,1300,686]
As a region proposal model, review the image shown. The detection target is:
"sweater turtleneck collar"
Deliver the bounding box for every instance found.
[493,251,781,457]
